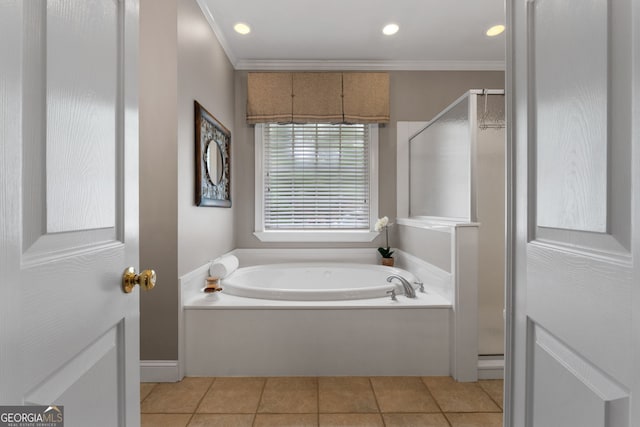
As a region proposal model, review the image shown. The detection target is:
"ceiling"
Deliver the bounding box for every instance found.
[196,0,506,71]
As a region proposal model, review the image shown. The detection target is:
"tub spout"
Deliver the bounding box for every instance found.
[386,275,416,298]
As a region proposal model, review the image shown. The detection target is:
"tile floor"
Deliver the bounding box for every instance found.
[141,376,503,427]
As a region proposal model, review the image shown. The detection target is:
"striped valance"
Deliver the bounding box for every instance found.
[247,72,389,124]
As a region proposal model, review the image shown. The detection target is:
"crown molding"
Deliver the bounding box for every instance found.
[196,0,238,67]
[234,59,506,71]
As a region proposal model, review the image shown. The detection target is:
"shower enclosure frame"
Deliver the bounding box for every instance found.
[408,89,505,223]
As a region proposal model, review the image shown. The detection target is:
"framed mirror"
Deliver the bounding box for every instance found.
[195,101,231,207]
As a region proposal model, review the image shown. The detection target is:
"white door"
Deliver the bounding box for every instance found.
[508,0,639,426]
[0,1,142,426]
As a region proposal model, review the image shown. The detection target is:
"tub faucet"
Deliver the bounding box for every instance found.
[386,275,416,298]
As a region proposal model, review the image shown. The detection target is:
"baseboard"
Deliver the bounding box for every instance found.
[478,356,504,379]
[140,360,182,383]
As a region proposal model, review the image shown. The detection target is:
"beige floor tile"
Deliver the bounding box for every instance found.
[254,414,318,427]
[258,377,318,413]
[319,413,384,427]
[140,383,157,402]
[383,413,450,427]
[318,377,378,413]
[479,379,504,409]
[141,414,191,427]
[370,377,440,413]
[422,376,501,413]
[188,414,254,427]
[445,412,504,427]
[141,377,214,413]
[197,377,265,413]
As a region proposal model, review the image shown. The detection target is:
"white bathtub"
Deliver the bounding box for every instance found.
[221,263,419,301]
[182,256,453,377]
[179,248,485,378]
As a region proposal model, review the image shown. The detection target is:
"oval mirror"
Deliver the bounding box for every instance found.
[204,140,224,185]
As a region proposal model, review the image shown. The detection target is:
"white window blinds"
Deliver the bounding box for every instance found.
[262,123,371,230]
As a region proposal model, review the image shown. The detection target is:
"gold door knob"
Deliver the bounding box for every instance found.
[122,267,156,293]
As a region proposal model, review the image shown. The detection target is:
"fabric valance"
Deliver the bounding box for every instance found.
[343,72,390,123]
[246,72,293,123]
[247,72,389,124]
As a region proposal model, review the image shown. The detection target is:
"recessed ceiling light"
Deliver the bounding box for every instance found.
[486,24,505,37]
[234,22,251,35]
[382,23,399,36]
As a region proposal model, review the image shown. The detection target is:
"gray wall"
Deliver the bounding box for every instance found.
[139,0,235,360]
[234,71,504,251]
[177,0,235,276]
[475,111,506,355]
[140,0,179,361]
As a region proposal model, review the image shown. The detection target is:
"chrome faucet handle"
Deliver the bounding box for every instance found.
[387,274,416,298]
[386,289,397,301]
[414,281,425,293]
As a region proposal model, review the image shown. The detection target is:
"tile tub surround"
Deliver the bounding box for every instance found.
[141,376,504,427]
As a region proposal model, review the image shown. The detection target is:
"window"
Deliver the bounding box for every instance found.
[254,123,378,242]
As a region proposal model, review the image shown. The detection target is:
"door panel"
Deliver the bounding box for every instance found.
[24,326,120,408]
[527,244,632,384]
[1,0,140,425]
[55,342,120,427]
[531,325,628,427]
[46,0,118,233]
[534,0,608,233]
[509,0,637,425]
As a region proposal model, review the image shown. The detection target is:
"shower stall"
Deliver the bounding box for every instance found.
[408,89,506,359]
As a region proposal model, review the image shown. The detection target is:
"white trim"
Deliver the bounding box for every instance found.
[235,59,506,71]
[368,125,379,231]
[396,217,480,230]
[469,93,479,223]
[195,0,237,67]
[396,121,428,218]
[253,230,378,243]
[478,356,505,380]
[140,360,181,383]
[254,124,264,233]
[504,0,515,423]
[254,124,379,243]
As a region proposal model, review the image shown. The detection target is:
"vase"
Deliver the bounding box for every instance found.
[381,257,395,267]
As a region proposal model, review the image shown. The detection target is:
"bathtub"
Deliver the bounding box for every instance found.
[221,263,419,301]
[181,253,457,377]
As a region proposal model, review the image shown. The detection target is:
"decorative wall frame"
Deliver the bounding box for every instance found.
[195,101,231,207]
